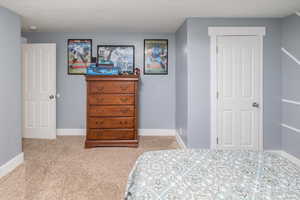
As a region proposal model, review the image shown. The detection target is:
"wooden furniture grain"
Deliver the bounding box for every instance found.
[85,74,139,148]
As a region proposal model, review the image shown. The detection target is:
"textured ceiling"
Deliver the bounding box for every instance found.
[1,0,300,33]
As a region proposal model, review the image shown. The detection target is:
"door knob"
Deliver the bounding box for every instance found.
[49,95,55,100]
[252,102,259,108]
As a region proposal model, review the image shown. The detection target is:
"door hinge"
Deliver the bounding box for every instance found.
[216,46,218,54]
[216,137,219,145]
[216,92,219,99]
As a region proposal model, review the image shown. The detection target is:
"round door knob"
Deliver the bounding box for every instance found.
[49,95,55,99]
[252,102,259,108]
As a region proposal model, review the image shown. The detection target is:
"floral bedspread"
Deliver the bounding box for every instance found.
[125,150,300,200]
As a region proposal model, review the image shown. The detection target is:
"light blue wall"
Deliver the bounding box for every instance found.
[282,54,300,101]
[282,15,300,60]
[282,128,300,158]
[0,7,22,166]
[22,32,176,129]
[175,18,282,149]
[282,103,300,130]
[175,21,188,144]
[281,14,300,158]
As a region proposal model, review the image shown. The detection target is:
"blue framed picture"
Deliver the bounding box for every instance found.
[68,39,92,75]
[97,45,135,74]
[144,39,168,75]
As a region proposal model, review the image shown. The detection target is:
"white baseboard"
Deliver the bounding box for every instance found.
[175,129,187,149]
[56,129,86,136]
[268,150,300,166]
[139,129,175,136]
[23,132,56,139]
[56,129,176,136]
[0,153,24,179]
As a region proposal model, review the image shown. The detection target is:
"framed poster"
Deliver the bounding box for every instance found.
[97,45,135,74]
[144,39,168,75]
[68,39,92,75]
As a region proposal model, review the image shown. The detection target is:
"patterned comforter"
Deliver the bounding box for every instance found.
[125,150,300,200]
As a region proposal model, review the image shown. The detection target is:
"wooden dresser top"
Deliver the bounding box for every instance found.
[86,74,139,81]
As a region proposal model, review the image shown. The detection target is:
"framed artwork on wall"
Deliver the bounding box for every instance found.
[68,39,92,75]
[97,45,135,74]
[144,39,168,75]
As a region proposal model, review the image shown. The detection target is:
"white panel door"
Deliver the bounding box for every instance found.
[217,36,261,150]
[22,44,56,139]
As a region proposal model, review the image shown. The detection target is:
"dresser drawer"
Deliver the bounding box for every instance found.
[88,117,135,129]
[88,106,135,117]
[89,81,135,94]
[87,129,135,140]
[89,94,134,105]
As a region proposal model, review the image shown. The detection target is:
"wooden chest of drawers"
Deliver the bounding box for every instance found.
[85,75,139,148]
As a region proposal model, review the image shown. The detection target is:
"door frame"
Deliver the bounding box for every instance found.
[208,27,266,151]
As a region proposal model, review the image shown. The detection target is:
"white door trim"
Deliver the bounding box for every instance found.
[209,27,265,151]
[208,27,266,37]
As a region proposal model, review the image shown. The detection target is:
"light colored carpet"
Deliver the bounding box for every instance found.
[0,136,179,200]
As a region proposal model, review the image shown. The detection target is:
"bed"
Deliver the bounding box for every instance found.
[125,150,300,200]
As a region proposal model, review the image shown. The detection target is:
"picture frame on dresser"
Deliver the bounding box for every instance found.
[144,39,168,75]
[67,39,92,75]
[97,45,135,74]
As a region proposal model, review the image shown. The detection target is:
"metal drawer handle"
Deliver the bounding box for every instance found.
[120,109,129,113]
[96,132,102,137]
[120,97,128,103]
[95,121,104,125]
[120,85,129,90]
[96,86,104,92]
[96,97,104,103]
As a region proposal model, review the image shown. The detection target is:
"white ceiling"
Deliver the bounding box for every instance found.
[1,0,300,33]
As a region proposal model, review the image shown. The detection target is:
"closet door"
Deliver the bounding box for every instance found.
[217,36,262,150]
[22,44,56,139]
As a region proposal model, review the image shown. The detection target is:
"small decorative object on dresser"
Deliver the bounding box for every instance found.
[85,70,140,148]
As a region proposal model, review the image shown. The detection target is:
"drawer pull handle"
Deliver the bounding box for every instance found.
[120,109,129,114]
[96,132,102,137]
[95,121,104,125]
[96,97,104,103]
[120,85,129,90]
[120,98,128,103]
[96,86,104,92]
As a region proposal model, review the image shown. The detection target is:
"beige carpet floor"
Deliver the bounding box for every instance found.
[0,136,179,200]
